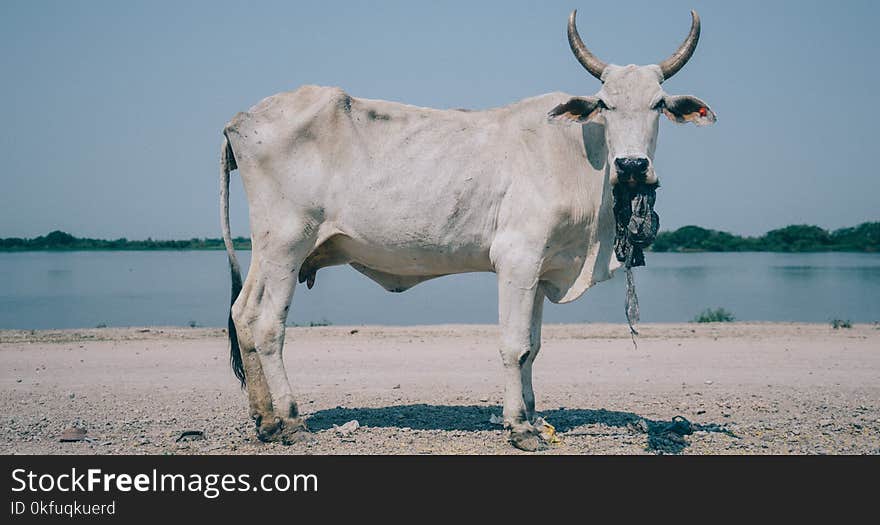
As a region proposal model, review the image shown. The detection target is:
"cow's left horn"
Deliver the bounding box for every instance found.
[567,10,607,80]
[658,10,701,81]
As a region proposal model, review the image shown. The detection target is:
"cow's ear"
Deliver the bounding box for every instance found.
[661,95,716,126]
[548,97,605,122]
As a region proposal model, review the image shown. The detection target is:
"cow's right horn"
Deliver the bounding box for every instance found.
[567,10,607,80]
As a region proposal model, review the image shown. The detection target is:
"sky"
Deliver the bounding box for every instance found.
[1,0,878,240]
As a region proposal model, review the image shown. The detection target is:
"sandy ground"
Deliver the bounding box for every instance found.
[1,323,878,455]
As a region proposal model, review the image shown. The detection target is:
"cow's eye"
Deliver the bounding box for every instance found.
[651,99,665,111]
[596,99,609,110]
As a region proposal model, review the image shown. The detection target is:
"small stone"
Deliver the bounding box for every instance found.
[68,392,75,399]
[392,384,401,390]
[59,427,87,442]
[175,430,205,442]
[628,419,649,434]
[704,380,713,385]
[335,420,360,436]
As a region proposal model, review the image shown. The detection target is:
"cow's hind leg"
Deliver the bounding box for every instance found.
[232,275,278,440]
[232,233,314,444]
[497,267,545,452]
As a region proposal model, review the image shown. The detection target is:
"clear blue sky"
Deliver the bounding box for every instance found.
[1,0,877,239]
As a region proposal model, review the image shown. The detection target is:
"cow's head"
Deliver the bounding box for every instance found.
[550,10,715,186]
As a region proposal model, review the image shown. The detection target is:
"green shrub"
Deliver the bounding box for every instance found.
[693,307,735,323]
[830,319,852,329]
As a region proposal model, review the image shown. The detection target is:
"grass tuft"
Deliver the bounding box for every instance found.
[693,307,735,323]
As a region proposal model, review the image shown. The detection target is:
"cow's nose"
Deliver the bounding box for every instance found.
[615,157,649,177]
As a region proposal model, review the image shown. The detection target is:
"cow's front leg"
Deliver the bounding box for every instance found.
[497,268,545,451]
[521,288,544,423]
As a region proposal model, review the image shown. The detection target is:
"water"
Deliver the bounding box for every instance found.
[0,251,878,329]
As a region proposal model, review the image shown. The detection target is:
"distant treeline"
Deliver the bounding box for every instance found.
[0,230,252,251]
[1,223,878,253]
[651,222,879,253]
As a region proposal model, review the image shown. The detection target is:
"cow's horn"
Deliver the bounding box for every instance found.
[658,10,701,81]
[567,10,607,80]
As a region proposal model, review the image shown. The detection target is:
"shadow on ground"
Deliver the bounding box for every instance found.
[305,403,735,454]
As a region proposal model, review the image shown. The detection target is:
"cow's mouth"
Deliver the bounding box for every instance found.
[613,181,659,268]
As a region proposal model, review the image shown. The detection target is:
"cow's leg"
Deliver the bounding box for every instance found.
[497,269,545,451]
[232,258,279,439]
[520,288,544,423]
[232,236,313,445]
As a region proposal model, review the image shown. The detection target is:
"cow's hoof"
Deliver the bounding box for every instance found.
[279,420,312,445]
[257,417,311,445]
[508,429,547,452]
[255,417,282,442]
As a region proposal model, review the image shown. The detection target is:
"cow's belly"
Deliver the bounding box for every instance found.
[332,232,493,276]
[323,172,503,276]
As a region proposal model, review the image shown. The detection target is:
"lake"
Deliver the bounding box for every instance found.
[0,251,878,329]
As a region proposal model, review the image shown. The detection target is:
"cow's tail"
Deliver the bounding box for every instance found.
[221,132,246,388]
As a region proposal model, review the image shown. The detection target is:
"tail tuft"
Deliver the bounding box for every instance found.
[229,307,245,387]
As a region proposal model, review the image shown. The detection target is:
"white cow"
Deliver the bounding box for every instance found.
[220,10,715,450]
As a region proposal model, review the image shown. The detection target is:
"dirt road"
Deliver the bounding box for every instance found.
[1,323,878,454]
